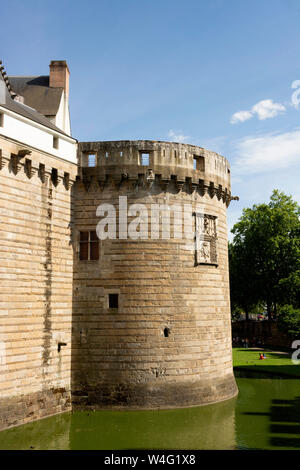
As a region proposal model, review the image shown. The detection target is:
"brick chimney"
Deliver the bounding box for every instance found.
[49,60,69,97]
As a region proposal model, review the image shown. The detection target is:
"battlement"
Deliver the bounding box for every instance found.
[78,140,232,203]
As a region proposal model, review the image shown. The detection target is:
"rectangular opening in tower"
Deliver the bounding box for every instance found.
[140,153,150,166]
[79,230,99,260]
[193,155,205,171]
[109,293,119,309]
[88,154,96,167]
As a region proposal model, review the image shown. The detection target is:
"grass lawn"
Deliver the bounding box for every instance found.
[232,347,300,378]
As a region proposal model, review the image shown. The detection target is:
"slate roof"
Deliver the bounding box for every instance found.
[0,62,69,136]
[8,75,63,117]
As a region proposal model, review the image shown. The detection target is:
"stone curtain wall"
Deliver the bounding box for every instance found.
[0,135,77,430]
[71,141,237,409]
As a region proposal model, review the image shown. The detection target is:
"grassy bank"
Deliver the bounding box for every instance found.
[232,347,300,378]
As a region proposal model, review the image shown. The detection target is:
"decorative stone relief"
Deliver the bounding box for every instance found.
[195,213,218,265]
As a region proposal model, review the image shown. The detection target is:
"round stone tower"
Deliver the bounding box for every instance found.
[72,140,238,409]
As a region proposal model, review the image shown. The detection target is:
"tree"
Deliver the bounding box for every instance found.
[230,190,300,321]
[277,305,300,338]
[229,241,261,321]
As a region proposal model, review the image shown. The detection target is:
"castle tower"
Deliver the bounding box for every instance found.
[72,140,238,409]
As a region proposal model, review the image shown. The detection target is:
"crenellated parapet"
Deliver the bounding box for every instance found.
[77,140,236,206]
[0,144,76,190]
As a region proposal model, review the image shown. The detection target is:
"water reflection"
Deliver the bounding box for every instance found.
[0,412,71,450]
[69,398,236,450]
[0,378,299,450]
[0,397,237,450]
[236,378,300,450]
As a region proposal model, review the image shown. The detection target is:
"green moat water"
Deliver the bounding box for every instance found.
[0,378,299,450]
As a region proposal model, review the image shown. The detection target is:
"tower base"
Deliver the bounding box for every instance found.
[72,373,238,410]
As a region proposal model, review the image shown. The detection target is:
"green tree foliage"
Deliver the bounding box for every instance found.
[229,190,300,320]
[277,305,300,338]
[229,242,260,321]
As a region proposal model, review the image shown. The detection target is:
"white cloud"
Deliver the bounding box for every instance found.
[233,129,300,174]
[291,80,300,109]
[230,110,253,124]
[231,99,286,124]
[251,99,286,120]
[167,129,189,143]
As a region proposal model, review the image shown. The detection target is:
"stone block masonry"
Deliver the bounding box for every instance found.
[0,138,238,430]
[72,141,238,409]
[0,134,77,430]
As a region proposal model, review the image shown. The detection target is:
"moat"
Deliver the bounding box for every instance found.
[0,377,299,450]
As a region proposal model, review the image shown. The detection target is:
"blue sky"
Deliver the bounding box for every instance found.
[1,0,300,236]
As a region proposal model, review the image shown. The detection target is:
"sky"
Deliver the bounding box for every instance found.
[1,0,300,237]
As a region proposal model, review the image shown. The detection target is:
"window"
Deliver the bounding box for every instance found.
[88,154,96,167]
[53,136,59,149]
[0,113,3,127]
[79,231,99,260]
[109,293,119,309]
[193,155,205,171]
[140,153,150,166]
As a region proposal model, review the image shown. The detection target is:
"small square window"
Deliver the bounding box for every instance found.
[0,113,4,127]
[140,153,150,166]
[109,293,119,309]
[53,137,59,149]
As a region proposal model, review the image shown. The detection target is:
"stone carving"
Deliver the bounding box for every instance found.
[195,213,217,265]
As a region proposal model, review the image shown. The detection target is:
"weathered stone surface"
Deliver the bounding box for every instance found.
[0,135,76,431]
[0,138,237,430]
[72,141,237,409]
